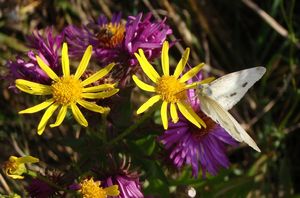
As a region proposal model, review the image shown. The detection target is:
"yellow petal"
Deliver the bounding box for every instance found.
[82,83,116,93]
[132,75,155,92]
[135,50,160,83]
[161,101,168,129]
[199,77,215,84]
[15,79,52,95]
[174,48,190,78]
[71,103,88,127]
[136,95,161,114]
[104,185,120,196]
[17,156,39,164]
[9,175,24,179]
[62,43,70,76]
[37,103,59,135]
[161,41,169,76]
[19,99,54,114]
[8,156,18,162]
[77,99,110,113]
[177,101,204,128]
[50,105,68,128]
[82,89,119,99]
[81,63,115,86]
[170,103,179,123]
[36,56,59,81]
[179,63,205,83]
[184,77,216,89]
[194,114,206,128]
[74,45,92,79]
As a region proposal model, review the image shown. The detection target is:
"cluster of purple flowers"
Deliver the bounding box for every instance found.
[65,12,172,85]
[6,12,238,197]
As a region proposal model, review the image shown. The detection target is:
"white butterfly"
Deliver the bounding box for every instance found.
[197,67,266,152]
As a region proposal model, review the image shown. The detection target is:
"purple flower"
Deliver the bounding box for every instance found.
[26,178,57,198]
[93,157,144,198]
[159,78,238,178]
[124,13,172,66]
[64,12,172,85]
[105,175,143,198]
[26,27,63,71]
[6,27,63,89]
[26,171,64,198]
[6,57,49,89]
[64,13,123,65]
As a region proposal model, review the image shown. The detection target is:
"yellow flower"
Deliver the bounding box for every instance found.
[80,178,119,198]
[16,43,119,135]
[133,41,213,129]
[3,155,39,179]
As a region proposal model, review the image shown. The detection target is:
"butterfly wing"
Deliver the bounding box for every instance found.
[198,94,261,152]
[203,67,266,110]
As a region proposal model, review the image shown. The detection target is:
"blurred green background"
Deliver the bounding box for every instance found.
[0,0,299,197]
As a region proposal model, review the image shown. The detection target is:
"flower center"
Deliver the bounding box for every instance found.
[51,76,83,105]
[80,179,106,198]
[155,75,187,103]
[97,22,125,48]
[4,160,18,173]
[191,111,216,139]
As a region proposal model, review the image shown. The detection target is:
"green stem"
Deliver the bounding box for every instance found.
[26,170,37,178]
[106,104,159,147]
[101,112,109,143]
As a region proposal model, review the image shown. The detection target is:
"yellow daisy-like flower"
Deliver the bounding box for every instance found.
[80,178,119,198]
[3,155,39,179]
[16,43,119,135]
[133,41,213,129]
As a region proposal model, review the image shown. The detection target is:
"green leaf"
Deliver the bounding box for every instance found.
[132,135,156,156]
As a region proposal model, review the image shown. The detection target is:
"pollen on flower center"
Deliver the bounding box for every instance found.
[156,75,187,103]
[51,76,83,105]
[4,160,18,173]
[80,178,106,198]
[97,22,125,48]
[191,112,216,139]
